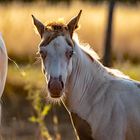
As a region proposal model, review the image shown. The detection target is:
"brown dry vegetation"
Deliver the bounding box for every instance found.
[0,1,140,62]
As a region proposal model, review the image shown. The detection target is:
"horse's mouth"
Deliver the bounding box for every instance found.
[48,86,64,99]
[48,89,64,99]
[50,94,62,98]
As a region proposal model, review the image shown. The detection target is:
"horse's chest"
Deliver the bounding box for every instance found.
[71,112,94,140]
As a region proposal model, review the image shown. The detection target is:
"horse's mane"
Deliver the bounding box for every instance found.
[73,33,130,79]
[106,67,130,79]
[73,33,100,60]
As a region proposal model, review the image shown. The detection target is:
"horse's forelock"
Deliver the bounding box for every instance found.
[39,22,73,47]
[46,21,67,30]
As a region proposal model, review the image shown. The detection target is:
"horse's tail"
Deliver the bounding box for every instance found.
[0,33,8,124]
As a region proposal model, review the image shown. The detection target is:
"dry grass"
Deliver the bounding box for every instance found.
[0,1,140,62]
[115,62,140,81]
[1,2,140,139]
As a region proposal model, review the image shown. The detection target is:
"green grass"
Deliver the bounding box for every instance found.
[4,64,46,108]
[114,62,140,81]
[7,64,44,89]
[6,62,140,94]
[4,62,140,113]
[7,62,140,87]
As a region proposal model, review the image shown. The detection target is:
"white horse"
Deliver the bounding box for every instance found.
[0,33,8,123]
[32,11,140,140]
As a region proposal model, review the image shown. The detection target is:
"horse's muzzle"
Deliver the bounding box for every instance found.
[48,76,64,98]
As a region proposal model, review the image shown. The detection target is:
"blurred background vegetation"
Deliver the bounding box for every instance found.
[0,0,140,139]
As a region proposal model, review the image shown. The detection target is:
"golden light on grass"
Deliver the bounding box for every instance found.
[0,1,140,62]
[1,2,140,139]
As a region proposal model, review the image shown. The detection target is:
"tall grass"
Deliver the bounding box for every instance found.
[0,1,140,62]
[27,88,52,140]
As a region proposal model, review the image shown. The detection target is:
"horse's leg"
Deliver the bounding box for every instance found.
[71,112,94,140]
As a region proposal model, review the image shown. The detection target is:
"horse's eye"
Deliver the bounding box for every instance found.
[40,50,47,59]
[66,50,73,59]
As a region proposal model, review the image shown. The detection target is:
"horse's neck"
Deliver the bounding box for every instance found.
[65,42,109,117]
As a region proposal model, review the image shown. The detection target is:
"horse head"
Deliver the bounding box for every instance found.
[32,10,82,99]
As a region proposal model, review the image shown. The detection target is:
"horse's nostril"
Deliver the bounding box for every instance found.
[48,79,64,90]
[60,80,64,89]
[48,77,64,97]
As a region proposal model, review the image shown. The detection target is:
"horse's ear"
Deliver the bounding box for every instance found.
[32,15,45,38]
[67,10,82,37]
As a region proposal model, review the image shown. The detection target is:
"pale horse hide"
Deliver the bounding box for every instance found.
[32,11,140,140]
[0,33,8,123]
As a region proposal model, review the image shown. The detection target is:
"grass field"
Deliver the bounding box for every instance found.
[0,1,140,139]
[0,1,140,62]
